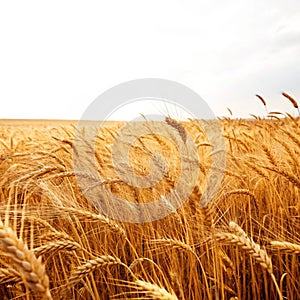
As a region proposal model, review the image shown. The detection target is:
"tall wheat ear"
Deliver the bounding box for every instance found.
[0,219,52,299]
[215,221,283,300]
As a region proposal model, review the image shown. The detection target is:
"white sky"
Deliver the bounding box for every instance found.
[0,0,299,120]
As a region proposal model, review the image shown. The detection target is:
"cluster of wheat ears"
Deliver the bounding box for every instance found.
[0,93,299,299]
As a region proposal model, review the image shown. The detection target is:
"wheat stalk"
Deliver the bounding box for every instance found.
[243,160,270,180]
[0,219,52,299]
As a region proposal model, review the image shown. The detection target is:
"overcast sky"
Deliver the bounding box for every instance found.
[0,1,299,120]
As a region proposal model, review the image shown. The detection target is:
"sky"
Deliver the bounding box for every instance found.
[0,0,299,120]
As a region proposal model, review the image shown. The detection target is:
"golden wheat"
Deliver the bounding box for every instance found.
[34,240,82,257]
[270,241,300,254]
[0,219,52,299]
[0,267,21,284]
[0,112,299,299]
[215,229,273,274]
[132,279,178,300]
[68,255,121,286]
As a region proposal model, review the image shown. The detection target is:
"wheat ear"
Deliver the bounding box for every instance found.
[0,267,22,284]
[282,92,300,115]
[165,116,187,143]
[255,93,269,115]
[134,279,178,300]
[62,207,126,236]
[215,221,283,300]
[34,240,82,257]
[256,94,267,106]
[0,220,52,299]
[225,221,273,273]
[270,241,300,254]
[151,238,195,254]
[201,203,215,229]
[68,255,121,286]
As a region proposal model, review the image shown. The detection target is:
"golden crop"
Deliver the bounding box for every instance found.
[0,114,299,299]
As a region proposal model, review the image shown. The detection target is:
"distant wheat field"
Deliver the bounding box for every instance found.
[0,116,299,299]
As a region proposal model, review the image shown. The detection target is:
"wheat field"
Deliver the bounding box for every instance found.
[0,109,300,299]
